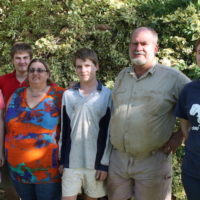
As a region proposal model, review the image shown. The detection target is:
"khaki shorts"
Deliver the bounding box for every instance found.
[62,168,106,198]
[107,149,172,200]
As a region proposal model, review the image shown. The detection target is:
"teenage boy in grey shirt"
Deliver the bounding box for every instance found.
[59,48,112,200]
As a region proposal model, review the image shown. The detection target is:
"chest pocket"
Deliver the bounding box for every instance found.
[112,76,130,110]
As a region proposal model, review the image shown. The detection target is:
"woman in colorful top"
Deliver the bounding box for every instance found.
[5,58,64,200]
[175,38,200,200]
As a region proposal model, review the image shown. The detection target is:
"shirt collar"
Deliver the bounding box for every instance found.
[128,62,157,77]
[11,70,17,77]
[74,80,102,91]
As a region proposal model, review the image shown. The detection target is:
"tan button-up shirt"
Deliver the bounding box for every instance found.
[110,64,190,156]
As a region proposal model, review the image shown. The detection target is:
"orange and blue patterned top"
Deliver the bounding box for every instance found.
[5,85,64,184]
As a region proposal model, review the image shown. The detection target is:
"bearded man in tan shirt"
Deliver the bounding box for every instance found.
[107,27,190,200]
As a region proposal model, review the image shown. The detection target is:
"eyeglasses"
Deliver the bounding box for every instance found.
[28,68,48,73]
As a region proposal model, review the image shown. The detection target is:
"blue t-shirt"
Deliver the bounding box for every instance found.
[175,80,200,178]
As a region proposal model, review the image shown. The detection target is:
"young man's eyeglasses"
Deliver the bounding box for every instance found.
[28,68,48,73]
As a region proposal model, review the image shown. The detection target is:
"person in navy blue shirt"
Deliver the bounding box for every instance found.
[175,38,200,200]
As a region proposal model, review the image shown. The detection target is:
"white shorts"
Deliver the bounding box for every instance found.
[62,168,106,198]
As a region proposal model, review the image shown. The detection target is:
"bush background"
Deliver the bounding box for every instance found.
[0,0,200,199]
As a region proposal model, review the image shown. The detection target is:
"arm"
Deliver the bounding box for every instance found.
[161,74,190,154]
[0,109,4,167]
[95,106,112,171]
[180,118,190,140]
[58,101,69,174]
[58,92,71,168]
[161,129,185,154]
[95,170,108,181]
[0,90,4,167]
[95,93,112,180]
[161,118,190,154]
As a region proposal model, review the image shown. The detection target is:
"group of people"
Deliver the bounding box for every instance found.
[0,26,199,200]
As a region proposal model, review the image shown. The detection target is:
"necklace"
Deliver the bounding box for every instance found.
[28,87,48,98]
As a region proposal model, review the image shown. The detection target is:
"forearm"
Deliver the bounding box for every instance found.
[99,106,112,169]
[0,109,5,166]
[59,104,71,165]
[0,123,4,154]
[180,118,190,140]
[161,128,185,154]
[0,110,4,149]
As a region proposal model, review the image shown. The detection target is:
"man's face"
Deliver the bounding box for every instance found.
[196,44,200,67]
[75,58,98,83]
[129,29,158,67]
[12,51,31,74]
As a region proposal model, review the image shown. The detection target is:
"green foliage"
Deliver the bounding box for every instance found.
[0,0,200,199]
[173,146,187,200]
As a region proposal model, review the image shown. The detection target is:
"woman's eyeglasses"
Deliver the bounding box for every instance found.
[28,68,48,73]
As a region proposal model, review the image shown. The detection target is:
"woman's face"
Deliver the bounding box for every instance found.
[28,61,49,85]
[196,44,200,67]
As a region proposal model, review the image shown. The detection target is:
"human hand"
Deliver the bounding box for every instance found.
[59,165,64,174]
[160,130,184,154]
[95,170,108,181]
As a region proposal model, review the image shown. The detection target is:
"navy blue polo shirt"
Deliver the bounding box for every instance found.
[175,80,200,178]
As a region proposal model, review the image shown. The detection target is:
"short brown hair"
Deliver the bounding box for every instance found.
[73,48,99,66]
[11,42,33,59]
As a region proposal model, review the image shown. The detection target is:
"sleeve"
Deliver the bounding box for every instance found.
[173,71,190,101]
[54,87,65,142]
[58,92,71,166]
[95,91,112,171]
[112,68,127,95]
[112,68,127,112]
[0,76,4,91]
[175,85,188,120]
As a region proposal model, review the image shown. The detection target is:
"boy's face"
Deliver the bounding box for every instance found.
[12,51,31,74]
[75,58,98,83]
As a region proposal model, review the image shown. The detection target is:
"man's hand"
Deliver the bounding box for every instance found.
[160,130,184,154]
[95,170,108,181]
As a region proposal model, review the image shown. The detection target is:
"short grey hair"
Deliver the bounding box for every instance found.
[130,27,158,44]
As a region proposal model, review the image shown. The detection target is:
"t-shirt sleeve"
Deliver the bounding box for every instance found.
[0,76,3,90]
[175,86,188,120]
[173,71,190,101]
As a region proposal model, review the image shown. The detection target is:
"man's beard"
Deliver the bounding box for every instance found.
[130,58,147,65]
